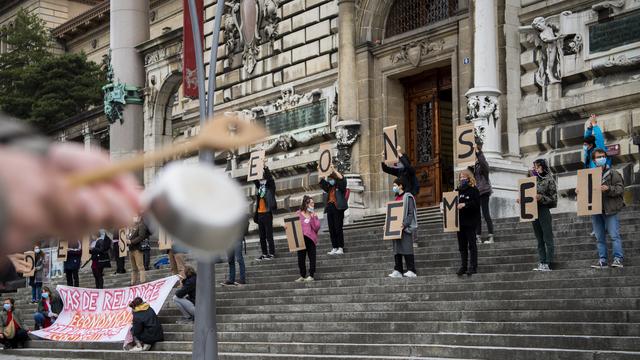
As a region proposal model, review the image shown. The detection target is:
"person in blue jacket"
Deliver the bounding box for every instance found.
[583,114,609,168]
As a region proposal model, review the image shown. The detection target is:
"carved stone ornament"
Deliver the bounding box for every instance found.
[465,95,500,143]
[390,39,445,67]
[144,41,183,66]
[224,0,280,74]
[592,0,625,11]
[593,54,640,70]
[335,121,360,173]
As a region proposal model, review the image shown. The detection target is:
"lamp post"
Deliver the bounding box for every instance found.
[186,0,226,359]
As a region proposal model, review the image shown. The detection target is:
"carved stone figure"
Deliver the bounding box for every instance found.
[390,39,445,66]
[335,122,360,173]
[273,85,303,111]
[465,95,500,144]
[531,16,563,86]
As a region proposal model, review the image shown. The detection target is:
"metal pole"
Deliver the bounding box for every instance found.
[207,0,225,117]
[186,1,223,359]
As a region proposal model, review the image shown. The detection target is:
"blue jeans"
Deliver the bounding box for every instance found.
[591,214,624,261]
[31,282,42,302]
[228,242,245,283]
[33,312,45,329]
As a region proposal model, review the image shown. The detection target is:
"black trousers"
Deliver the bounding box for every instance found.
[457,226,478,270]
[143,248,151,270]
[65,270,79,287]
[257,212,275,256]
[111,242,126,273]
[476,194,494,235]
[394,254,416,273]
[92,264,105,289]
[297,236,317,277]
[0,328,29,348]
[326,204,345,249]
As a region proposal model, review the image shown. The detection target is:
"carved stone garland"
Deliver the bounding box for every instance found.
[465,95,500,144]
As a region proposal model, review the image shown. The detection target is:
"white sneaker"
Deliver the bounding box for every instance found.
[476,235,482,244]
[484,234,494,244]
[327,248,337,255]
[130,345,144,352]
[403,271,417,278]
[532,263,544,271]
[335,248,344,255]
[141,344,152,351]
[388,270,403,278]
[294,276,305,282]
[304,276,314,282]
[540,264,552,272]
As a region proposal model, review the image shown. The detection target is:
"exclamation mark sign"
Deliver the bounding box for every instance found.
[587,173,593,211]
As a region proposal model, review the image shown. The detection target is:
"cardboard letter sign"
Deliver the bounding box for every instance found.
[383,201,405,240]
[318,143,333,178]
[284,216,305,252]
[23,251,35,277]
[81,235,91,264]
[158,228,173,251]
[247,150,265,181]
[455,124,476,168]
[118,228,129,258]
[58,241,68,261]
[442,191,459,232]
[383,125,399,165]
[577,167,603,216]
[518,177,538,222]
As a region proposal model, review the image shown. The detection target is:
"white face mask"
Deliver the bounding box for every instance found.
[259,180,267,185]
[34,247,41,254]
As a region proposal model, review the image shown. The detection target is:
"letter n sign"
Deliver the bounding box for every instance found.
[442,191,459,232]
[284,216,306,252]
[455,124,476,168]
[519,177,538,222]
[383,200,404,240]
[383,125,399,165]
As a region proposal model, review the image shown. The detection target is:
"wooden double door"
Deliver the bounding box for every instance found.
[402,68,454,208]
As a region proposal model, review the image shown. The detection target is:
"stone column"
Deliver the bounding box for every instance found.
[82,123,95,151]
[109,0,149,175]
[465,0,502,159]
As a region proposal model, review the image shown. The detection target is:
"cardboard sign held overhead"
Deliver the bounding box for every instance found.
[158,228,173,251]
[318,143,333,178]
[518,177,538,222]
[383,125,399,165]
[58,240,68,261]
[383,200,405,240]
[118,228,129,258]
[442,191,460,232]
[284,216,306,252]
[455,124,476,168]
[23,251,35,278]
[577,167,603,216]
[247,150,265,182]
[81,235,91,264]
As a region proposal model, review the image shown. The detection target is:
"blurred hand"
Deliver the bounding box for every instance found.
[7,253,31,273]
[589,114,597,127]
[601,185,609,192]
[0,143,141,255]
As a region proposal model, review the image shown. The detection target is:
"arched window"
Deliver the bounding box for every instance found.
[385,0,458,38]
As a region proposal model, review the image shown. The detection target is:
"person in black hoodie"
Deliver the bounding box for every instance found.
[89,230,111,289]
[125,297,163,352]
[253,166,277,261]
[381,146,419,196]
[319,164,349,255]
[456,169,481,276]
[172,266,196,323]
[63,240,82,287]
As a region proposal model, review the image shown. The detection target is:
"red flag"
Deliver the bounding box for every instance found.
[183,0,204,99]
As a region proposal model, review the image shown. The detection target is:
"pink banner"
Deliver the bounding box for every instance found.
[31,275,179,342]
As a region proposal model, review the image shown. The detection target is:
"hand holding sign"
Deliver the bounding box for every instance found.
[58,240,68,261]
[455,124,476,168]
[518,177,538,222]
[442,191,459,232]
[383,201,404,240]
[247,150,266,181]
[383,126,399,165]
[118,228,129,257]
[577,167,602,216]
[284,216,306,252]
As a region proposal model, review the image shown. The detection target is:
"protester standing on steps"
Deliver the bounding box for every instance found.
[33,286,63,330]
[522,159,557,272]
[254,166,277,261]
[381,146,420,196]
[293,196,321,282]
[112,230,127,275]
[320,164,348,255]
[582,149,625,269]
[90,229,112,289]
[63,240,82,287]
[124,297,164,352]
[583,114,608,169]
[388,178,418,279]
[456,169,481,276]
[128,216,149,285]
[29,246,44,303]
[173,266,196,323]
[0,298,29,349]
[141,237,151,271]
[222,218,248,286]
[169,244,189,279]
[473,140,494,244]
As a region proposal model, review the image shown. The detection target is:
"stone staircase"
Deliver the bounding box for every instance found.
[4,207,640,359]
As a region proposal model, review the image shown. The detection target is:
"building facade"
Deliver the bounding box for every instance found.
[4,0,640,226]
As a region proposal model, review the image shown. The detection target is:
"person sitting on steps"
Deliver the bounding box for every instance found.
[173,266,196,324]
[0,298,30,349]
[124,297,164,352]
[33,286,63,330]
[387,178,418,279]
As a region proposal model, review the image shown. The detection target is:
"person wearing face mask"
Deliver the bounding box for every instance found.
[388,178,418,278]
[63,240,82,287]
[455,170,481,276]
[319,164,349,255]
[253,166,277,261]
[33,286,63,330]
[583,114,609,169]
[29,246,45,303]
[128,216,149,285]
[0,298,29,349]
[380,146,420,196]
[473,140,494,244]
[521,159,557,272]
[580,149,625,269]
[89,229,112,289]
[292,196,321,282]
